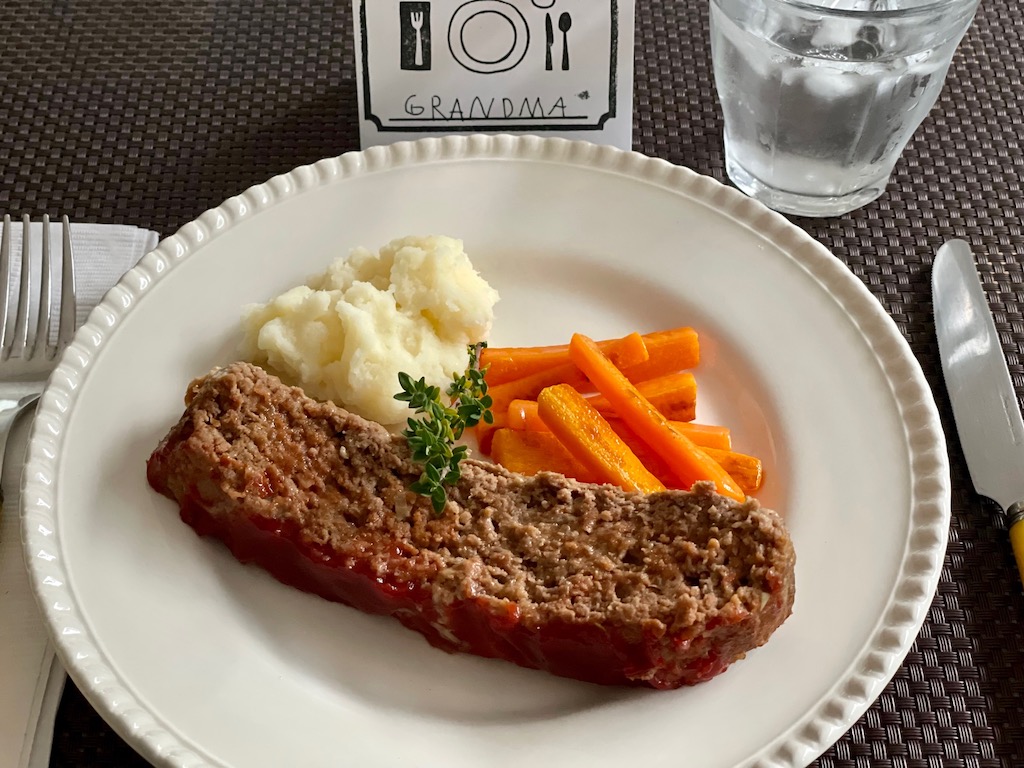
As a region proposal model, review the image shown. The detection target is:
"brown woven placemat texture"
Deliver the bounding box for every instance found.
[1,0,1023,766]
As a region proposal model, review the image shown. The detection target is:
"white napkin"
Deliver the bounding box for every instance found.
[0,221,159,768]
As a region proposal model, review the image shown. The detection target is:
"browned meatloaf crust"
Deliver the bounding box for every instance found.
[146,362,796,689]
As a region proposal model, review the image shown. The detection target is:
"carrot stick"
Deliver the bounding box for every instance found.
[703,447,763,494]
[474,401,510,456]
[483,327,697,386]
[487,332,649,418]
[506,399,550,431]
[536,384,665,494]
[491,428,761,494]
[505,372,696,426]
[491,429,602,483]
[587,372,697,422]
[507,399,731,450]
[483,331,653,386]
[619,327,700,383]
[670,421,732,451]
[568,334,745,502]
[616,418,730,450]
[607,420,761,494]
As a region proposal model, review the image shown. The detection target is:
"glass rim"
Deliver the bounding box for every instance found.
[751,0,979,19]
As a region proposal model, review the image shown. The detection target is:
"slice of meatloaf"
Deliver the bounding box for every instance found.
[146,362,796,689]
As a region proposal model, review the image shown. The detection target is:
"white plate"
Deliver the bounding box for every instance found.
[22,135,948,768]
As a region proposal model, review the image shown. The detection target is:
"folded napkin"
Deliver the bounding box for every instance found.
[0,222,160,768]
[1,221,159,342]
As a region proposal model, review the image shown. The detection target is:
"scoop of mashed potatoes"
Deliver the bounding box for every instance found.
[240,235,499,426]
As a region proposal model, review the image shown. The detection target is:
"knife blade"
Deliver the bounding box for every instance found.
[933,239,1024,585]
[545,13,554,71]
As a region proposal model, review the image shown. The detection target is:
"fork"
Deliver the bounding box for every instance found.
[0,214,77,497]
[411,10,424,67]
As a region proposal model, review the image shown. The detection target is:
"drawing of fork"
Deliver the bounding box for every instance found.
[411,10,424,68]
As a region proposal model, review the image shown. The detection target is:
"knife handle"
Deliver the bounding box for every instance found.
[1009,503,1024,589]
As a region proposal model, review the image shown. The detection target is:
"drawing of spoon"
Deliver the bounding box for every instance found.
[558,12,572,71]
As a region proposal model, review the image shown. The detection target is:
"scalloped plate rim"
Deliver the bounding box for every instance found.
[20,134,949,768]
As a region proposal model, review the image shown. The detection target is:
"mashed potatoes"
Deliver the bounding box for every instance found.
[240,235,499,426]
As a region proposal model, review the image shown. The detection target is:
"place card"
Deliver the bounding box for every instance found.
[352,0,635,150]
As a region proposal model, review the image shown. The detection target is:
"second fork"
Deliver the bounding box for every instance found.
[0,214,77,366]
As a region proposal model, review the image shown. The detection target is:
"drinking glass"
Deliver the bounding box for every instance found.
[709,0,980,217]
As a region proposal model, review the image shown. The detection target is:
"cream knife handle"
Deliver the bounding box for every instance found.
[1008,502,1024,590]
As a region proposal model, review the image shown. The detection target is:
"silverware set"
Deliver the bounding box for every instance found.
[545,11,572,70]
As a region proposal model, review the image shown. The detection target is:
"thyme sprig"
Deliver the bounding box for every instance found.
[395,343,493,513]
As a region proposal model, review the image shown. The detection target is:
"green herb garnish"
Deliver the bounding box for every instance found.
[395,343,493,514]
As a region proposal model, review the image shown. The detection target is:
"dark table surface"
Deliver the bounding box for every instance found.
[2,0,1023,766]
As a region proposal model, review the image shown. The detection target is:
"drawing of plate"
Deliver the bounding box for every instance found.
[448,0,530,74]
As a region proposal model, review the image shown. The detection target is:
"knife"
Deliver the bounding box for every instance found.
[545,13,554,71]
[933,239,1024,586]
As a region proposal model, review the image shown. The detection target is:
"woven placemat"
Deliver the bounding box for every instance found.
[2,0,1023,766]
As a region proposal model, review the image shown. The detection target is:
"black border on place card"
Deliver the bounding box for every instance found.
[359,0,619,132]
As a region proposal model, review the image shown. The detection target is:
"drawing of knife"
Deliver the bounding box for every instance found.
[545,13,554,71]
[933,239,1024,587]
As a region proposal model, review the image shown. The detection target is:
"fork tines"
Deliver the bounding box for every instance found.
[0,214,77,363]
